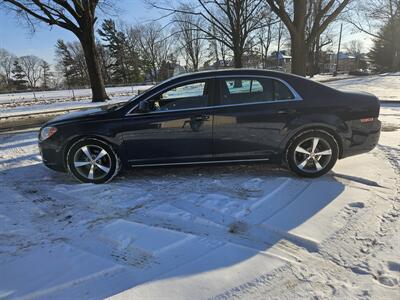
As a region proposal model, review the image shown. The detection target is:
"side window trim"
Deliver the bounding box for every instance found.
[126,75,302,116]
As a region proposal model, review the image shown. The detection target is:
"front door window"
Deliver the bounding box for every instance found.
[150,81,209,111]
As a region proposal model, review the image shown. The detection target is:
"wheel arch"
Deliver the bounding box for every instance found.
[62,134,123,169]
[281,124,344,160]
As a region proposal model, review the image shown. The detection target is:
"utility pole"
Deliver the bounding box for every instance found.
[277,20,282,68]
[335,23,343,76]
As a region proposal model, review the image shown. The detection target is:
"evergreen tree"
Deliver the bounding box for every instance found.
[40,61,53,89]
[11,60,27,90]
[98,19,142,84]
[369,12,400,72]
[55,40,89,87]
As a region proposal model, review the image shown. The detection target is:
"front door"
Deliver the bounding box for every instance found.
[123,79,215,165]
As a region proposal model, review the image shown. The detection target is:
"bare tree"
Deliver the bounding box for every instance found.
[16,55,43,99]
[130,22,173,81]
[18,56,43,89]
[174,4,204,71]
[0,48,16,89]
[0,0,111,102]
[345,39,363,69]
[150,0,271,68]
[265,0,351,76]
[257,17,276,68]
[207,22,230,68]
[346,0,399,39]
[345,40,363,56]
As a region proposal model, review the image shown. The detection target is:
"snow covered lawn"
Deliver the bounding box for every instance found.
[0,85,153,105]
[0,106,399,299]
[326,73,400,102]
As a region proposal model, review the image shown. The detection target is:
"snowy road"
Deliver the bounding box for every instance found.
[0,106,399,299]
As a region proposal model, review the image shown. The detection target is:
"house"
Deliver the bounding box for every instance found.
[266,51,292,73]
[321,51,356,73]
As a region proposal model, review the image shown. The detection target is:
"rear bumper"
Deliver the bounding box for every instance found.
[341,119,381,158]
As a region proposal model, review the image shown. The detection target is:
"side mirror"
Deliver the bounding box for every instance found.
[138,100,151,113]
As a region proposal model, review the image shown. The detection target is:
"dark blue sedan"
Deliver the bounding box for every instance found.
[38,69,381,183]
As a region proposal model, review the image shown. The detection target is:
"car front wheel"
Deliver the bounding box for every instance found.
[286,131,339,178]
[66,138,120,184]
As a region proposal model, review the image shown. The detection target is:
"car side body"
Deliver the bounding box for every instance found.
[38,69,381,183]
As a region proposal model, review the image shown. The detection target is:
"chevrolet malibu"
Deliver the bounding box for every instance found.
[38,69,381,183]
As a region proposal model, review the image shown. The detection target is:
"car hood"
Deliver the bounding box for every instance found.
[45,107,109,126]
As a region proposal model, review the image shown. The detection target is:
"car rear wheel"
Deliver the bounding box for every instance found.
[286,131,339,178]
[66,138,120,184]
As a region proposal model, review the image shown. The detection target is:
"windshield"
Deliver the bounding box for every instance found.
[126,76,184,104]
[126,83,158,104]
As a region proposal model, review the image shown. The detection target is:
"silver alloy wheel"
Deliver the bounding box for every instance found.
[293,137,333,173]
[73,145,111,180]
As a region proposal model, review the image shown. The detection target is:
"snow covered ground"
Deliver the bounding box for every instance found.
[0,85,153,105]
[310,73,355,82]
[326,73,400,101]
[0,105,399,299]
[0,97,132,118]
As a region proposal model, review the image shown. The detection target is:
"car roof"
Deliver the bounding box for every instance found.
[144,68,339,103]
[171,68,302,80]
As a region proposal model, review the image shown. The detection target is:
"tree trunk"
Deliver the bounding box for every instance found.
[314,36,321,75]
[233,48,243,68]
[291,35,308,76]
[80,29,109,102]
[393,49,400,71]
[308,52,315,77]
[193,60,199,72]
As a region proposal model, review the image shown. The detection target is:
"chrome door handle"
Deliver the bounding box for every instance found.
[194,115,210,121]
[277,109,296,115]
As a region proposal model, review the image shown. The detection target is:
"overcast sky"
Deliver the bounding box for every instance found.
[0,0,374,65]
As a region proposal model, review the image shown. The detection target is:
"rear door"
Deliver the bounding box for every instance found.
[212,76,302,160]
[123,79,215,165]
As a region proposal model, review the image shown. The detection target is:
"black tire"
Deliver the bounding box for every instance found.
[286,130,339,178]
[66,138,120,184]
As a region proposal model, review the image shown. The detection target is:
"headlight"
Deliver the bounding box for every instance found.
[40,126,58,141]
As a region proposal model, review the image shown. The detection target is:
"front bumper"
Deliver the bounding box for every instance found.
[39,140,66,172]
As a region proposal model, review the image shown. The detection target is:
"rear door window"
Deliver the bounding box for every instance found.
[220,77,295,105]
[274,80,295,100]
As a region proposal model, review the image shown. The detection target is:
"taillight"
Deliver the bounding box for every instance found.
[360,117,375,123]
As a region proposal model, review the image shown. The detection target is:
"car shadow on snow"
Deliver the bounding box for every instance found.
[103,164,347,298]
[333,172,386,188]
[1,161,349,298]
